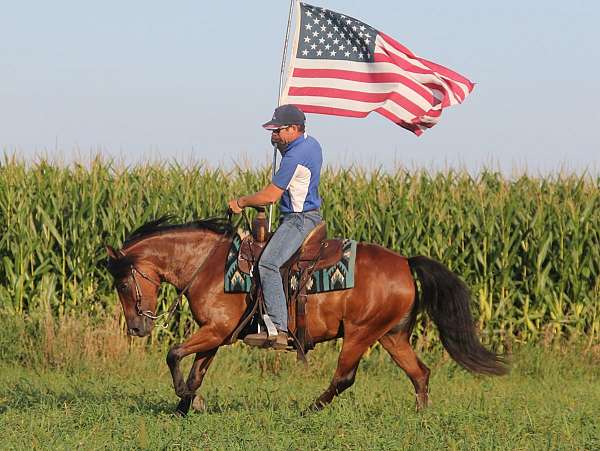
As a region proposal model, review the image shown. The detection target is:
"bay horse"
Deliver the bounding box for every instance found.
[106,216,507,416]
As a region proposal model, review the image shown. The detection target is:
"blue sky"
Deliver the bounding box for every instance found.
[1,0,598,174]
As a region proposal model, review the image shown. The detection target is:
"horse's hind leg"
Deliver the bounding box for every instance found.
[379,330,430,411]
[309,330,377,411]
[175,349,218,416]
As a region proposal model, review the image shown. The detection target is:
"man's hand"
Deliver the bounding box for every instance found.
[228,199,243,214]
[228,185,284,214]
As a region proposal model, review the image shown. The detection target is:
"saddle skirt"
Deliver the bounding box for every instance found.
[224,233,357,294]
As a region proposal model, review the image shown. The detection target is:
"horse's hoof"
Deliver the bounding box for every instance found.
[301,403,323,416]
[175,397,192,417]
[191,395,207,412]
[173,408,188,418]
[415,394,431,412]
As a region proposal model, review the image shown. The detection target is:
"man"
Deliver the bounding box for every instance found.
[228,104,323,350]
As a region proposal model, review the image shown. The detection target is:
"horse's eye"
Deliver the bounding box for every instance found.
[117,282,128,292]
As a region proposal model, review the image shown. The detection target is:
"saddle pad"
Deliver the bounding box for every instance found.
[224,234,357,294]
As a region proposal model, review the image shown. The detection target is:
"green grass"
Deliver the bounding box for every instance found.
[1,317,599,450]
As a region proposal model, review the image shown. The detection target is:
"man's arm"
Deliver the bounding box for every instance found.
[239,183,284,207]
[228,183,284,213]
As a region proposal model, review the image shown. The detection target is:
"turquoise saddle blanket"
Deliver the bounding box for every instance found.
[224,234,357,294]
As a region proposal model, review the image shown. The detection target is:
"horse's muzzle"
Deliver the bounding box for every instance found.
[127,317,152,337]
[127,326,151,337]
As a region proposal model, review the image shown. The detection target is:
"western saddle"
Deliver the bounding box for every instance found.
[229,208,343,362]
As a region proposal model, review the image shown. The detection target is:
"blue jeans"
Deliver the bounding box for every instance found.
[258,210,322,331]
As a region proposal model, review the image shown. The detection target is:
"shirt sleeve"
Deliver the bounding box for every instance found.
[272,154,299,189]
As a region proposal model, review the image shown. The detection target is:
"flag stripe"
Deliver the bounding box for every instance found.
[296,103,426,136]
[287,86,442,118]
[379,33,474,89]
[375,36,470,104]
[291,57,465,106]
[288,74,435,110]
[290,57,429,75]
[375,53,463,103]
[291,67,436,105]
[285,95,442,125]
[375,107,426,135]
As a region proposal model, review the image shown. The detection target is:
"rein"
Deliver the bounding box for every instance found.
[129,235,230,324]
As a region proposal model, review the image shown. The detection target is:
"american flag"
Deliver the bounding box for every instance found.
[280,2,474,135]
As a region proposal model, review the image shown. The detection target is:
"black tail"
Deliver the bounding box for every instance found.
[408,256,508,376]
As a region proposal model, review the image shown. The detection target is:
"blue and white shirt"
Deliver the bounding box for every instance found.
[272,134,322,213]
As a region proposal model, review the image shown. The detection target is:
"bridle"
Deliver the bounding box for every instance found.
[130,266,164,320]
[127,236,230,323]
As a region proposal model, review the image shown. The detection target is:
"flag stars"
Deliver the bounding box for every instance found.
[299,5,375,62]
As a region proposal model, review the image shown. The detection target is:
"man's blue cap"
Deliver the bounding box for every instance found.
[262,104,306,130]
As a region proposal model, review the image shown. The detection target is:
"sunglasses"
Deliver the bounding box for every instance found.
[270,125,291,133]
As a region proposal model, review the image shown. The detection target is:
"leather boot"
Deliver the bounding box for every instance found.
[272,330,289,350]
[243,331,269,348]
[243,330,289,350]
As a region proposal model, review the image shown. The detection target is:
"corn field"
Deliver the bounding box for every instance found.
[1,155,598,345]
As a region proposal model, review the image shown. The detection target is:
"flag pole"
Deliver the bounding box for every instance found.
[268,0,296,232]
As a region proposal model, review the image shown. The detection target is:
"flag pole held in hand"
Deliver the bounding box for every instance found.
[268,0,297,233]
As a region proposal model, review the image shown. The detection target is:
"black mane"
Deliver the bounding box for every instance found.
[107,215,234,280]
[123,215,234,247]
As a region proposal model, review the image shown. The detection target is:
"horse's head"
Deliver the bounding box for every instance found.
[106,245,161,337]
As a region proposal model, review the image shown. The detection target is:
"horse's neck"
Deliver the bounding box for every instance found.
[128,230,225,290]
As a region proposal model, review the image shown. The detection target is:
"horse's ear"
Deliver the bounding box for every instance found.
[106,245,120,259]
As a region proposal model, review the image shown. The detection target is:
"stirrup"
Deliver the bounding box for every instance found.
[262,314,278,337]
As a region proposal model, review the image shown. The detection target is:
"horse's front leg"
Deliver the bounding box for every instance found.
[166,326,224,402]
[174,349,218,416]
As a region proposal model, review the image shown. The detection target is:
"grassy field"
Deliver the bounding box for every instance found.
[1,316,599,450]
